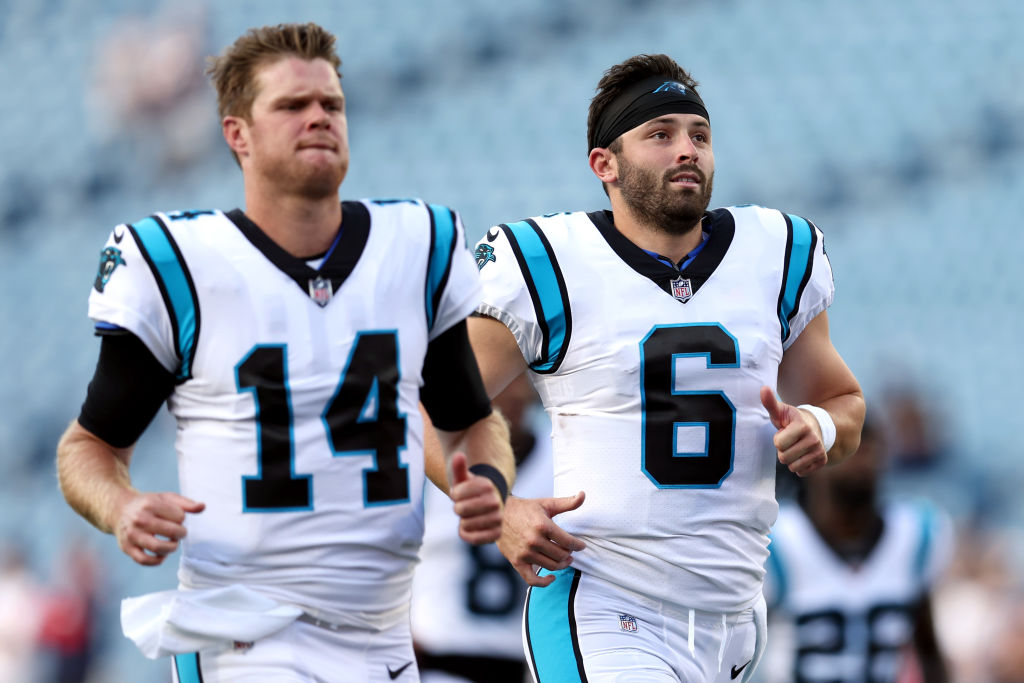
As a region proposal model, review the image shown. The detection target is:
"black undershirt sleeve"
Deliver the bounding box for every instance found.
[420,320,492,432]
[78,331,176,448]
[81,321,489,444]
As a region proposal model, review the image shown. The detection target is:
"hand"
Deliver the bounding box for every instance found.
[113,491,205,566]
[450,452,504,545]
[497,492,586,587]
[760,386,828,477]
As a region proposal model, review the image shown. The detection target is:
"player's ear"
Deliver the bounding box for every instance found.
[222,116,249,159]
[589,147,617,184]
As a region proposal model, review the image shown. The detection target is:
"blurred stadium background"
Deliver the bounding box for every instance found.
[1,0,1022,680]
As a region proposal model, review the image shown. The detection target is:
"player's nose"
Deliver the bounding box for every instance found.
[674,136,698,163]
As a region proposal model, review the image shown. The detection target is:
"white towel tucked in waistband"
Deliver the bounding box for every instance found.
[121,584,303,659]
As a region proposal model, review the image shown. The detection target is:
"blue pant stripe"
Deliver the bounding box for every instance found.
[526,568,585,683]
[173,653,202,683]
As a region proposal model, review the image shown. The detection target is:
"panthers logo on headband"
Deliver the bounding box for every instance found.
[94,246,126,293]
[475,244,496,270]
[652,81,688,95]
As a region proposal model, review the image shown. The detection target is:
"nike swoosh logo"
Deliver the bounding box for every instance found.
[486,228,499,242]
[113,228,124,243]
[387,662,412,679]
[731,659,751,679]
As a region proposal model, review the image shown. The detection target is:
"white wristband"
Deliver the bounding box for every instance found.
[797,404,836,452]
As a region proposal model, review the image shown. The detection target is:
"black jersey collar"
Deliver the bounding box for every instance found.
[226,201,370,304]
[587,208,735,303]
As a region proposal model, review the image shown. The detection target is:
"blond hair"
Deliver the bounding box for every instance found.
[206,22,342,122]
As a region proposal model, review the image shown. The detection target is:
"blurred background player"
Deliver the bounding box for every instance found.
[0,542,44,683]
[413,374,552,683]
[761,414,953,683]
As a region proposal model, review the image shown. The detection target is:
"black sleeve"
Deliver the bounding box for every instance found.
[420,320,492,432]
[77,331,176,448]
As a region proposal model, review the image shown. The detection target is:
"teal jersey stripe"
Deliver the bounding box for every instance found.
[425,204,457,331]
[526,568,585,683]
[765,537,788,607]
[131,216,198,379]
[778,214,814,342]
[504,221,569,372]
[913,503,936,578]
[173,653,201,683]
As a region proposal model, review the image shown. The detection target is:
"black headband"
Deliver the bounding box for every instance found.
[589,75,709,152]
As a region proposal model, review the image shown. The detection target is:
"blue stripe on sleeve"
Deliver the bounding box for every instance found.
[504,221,568,372]
[765,536,788,607]
[778,214,814,342]
[913,503,936,578]
[132,217,198,379]
[425,204,457,332]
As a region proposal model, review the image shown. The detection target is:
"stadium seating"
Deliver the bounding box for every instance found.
[1,0,1022,678]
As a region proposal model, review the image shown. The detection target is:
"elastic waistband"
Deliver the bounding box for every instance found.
[576,565,761,622]
[297,612,350,632]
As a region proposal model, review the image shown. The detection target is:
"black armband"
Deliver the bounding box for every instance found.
[468,463,509,503]
[421,320,492,431]
[78,331,175,447]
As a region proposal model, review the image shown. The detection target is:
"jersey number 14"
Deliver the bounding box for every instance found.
[235,332,408,511]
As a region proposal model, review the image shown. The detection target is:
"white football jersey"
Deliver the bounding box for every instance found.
[411,408,553,658]
[763,500,953,683]
[473,206,834,613]
[88,200,481,630]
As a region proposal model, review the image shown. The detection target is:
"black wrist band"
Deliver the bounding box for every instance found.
[468,463,509,503]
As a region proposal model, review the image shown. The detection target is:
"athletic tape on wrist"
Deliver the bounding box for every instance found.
[468,463,509,503]
[797,404,837,452]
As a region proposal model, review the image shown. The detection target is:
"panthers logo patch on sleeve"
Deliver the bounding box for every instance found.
[475,243,496,270]
[94,246,126,292]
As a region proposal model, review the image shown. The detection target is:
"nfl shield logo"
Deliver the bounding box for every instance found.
[670,276,693,303]
[619,614,638,632]
[308,276,334,307]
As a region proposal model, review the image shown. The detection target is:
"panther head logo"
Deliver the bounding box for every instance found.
[94,246,126,292]
[474,244,496,270]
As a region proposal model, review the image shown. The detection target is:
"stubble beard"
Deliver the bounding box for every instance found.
[260,147,347,201]
[617,156,714,236]
[284,159,347,200]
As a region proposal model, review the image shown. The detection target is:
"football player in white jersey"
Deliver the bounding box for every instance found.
[761,416,952,683]
[413,375,553,683]
[55,23,515,683]
[425,54,865,682]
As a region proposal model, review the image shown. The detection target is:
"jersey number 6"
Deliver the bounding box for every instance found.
[640,323,738,488]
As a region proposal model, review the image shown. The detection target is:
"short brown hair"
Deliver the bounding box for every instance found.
[206,22,342,122]
[587,54,699,154]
